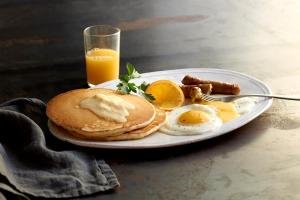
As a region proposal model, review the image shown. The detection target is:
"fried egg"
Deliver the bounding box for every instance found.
[160,98,256,136]
[203,101,240,123]
[160,104,222,135]
[233,97,256,115]
[203,97,256,122]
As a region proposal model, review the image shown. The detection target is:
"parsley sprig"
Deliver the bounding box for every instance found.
[117,63,155,101]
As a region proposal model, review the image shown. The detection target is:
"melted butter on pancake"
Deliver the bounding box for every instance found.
[80,93,135,123]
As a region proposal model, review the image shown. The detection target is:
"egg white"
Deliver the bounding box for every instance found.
[160,98,257,136]
[160,104,222,135]
[234,97,256,115]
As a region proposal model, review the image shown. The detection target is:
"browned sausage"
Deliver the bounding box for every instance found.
[182,75,240,95]
[180,84,212,97]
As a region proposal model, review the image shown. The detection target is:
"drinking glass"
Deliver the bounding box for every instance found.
[83,25,120,87]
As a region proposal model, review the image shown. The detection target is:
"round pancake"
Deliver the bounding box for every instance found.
[101,108,166,141]
[50,108,166,141]
[47,88,156,137]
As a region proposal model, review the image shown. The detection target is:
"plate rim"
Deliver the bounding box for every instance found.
[49,68,273,149]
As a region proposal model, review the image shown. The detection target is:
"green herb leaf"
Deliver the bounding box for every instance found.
[119,74,130,83]
[117,62,154,101]
[141,92,156,101]
[126,63,140,79]
[127,82,137,93]
[131,68,141,79]
[126,63,134,75]
[117,82,130,94]
[139,81,149,91]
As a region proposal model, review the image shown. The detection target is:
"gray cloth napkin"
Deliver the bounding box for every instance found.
[0,98,119,199]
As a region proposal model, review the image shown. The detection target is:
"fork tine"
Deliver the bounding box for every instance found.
[207,96,215,101]
[202,97,212,102]
[202,94,215,102]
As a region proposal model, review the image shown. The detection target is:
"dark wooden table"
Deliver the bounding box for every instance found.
[1,0,300,199]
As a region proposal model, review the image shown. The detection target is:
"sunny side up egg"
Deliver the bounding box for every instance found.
[160,98,256,136]
[160,104,222,135]
[203,101,240,123]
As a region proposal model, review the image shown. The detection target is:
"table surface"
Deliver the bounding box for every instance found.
[1,0,300,199]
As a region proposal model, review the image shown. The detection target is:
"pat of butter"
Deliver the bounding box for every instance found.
[80,93,135,123]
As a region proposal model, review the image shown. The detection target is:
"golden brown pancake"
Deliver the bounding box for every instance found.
[47,88,156,137]
[50,108,166,141]
[100,108,166,141]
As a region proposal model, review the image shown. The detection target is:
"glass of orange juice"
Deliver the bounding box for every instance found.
[83,25,120,87]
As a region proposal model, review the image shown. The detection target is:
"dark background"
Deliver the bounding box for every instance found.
[1,0,299,103]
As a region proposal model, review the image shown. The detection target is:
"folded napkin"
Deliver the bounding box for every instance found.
[0,98,119,199]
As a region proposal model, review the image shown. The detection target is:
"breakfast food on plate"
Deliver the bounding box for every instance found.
[160,104,222,135]
[144,74,254,136]
[159,97,254,136]
[181,86,204,102]
[180,84,213,97]
[51,107,166,141]
[145,80,185,110]
[181,75,240,95]
[189,87,203,102]
[47,88,156,139]
[98,108,166,141]
[47,64,256,141]
[233,97,256,115]
[203,101,240,123]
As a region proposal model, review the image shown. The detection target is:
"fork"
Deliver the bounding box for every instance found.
[202,94,300,102]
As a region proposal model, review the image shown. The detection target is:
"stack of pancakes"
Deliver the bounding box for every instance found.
[46,88,166,141]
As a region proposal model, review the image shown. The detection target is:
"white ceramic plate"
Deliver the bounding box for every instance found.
[48,68,272,149]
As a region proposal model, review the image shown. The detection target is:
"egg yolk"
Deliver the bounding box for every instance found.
[178,110,210,125]
[204,101,240,123]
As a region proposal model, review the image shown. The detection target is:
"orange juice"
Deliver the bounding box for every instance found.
[85,48,119,85]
